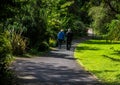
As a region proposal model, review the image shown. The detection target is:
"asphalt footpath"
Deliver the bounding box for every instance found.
[11,37,101,85]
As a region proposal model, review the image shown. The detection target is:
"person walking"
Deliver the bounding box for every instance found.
[57,29,65,49]
[66,28,73,50]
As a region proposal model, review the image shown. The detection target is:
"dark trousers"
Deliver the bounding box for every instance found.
[66,41,71,50]
[58,39,63,49]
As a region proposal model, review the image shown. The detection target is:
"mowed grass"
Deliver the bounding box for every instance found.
[74,39,120,85]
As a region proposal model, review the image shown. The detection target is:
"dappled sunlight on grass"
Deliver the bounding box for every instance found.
[74,39,120,85]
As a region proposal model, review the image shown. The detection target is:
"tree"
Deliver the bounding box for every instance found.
[88,0,120,40]
[107,15,120,40]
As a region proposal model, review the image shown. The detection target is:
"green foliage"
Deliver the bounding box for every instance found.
[103,0,120,14]
[89,5,109,35]
[49,39,57,47]
[107,15,120,40]
[2,0,50,52]
[11,33,27,55]
[0,69,17,85]
[38,42,49,52]
[88,0,120,40]
[5,19,27,55]
[73,20,87,36]
[61,1,74,8]
[0,31,13,71]
[3,0,116,54]
[0,2,20,82]
[0,0,27,22]
[43,0,73,38]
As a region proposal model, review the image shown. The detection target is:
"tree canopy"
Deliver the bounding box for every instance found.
[0,0,120,55]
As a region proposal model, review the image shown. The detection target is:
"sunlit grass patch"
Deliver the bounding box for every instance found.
[74,39,120,85]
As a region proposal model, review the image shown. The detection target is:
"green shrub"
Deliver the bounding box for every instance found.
[107,18,120,41]
[38,42,49,52]
[49,39,57,47]
[0,30,15,85]
[0,69,18,85]
[11,33,27,55]
[73,20,87,36]
[28,42,49,55]
[0,31,13,72]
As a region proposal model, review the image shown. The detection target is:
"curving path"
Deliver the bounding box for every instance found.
[11,37,101,85]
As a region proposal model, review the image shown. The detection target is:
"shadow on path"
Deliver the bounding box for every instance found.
[11,37,101,85]
[13,59,99,85]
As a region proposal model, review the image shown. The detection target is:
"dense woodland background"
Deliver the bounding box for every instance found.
[0,0,120,84]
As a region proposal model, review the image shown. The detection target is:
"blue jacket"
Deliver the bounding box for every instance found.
[57,31,65,40]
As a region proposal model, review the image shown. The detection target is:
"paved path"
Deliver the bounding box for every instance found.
[12,37,100,85]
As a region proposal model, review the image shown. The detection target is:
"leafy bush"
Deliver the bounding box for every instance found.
[73,20,87,36]
[0,26,16,85]
[49,39,57,47]
[0,31,13,72]
[107,16,120,41]
[38,42,49,52]
[11,33,27,55]
[0,69,18,85]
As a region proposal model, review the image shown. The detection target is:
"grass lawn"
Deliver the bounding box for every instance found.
[74,39,120,85]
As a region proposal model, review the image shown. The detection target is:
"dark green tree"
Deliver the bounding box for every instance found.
[88,0,120,40]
